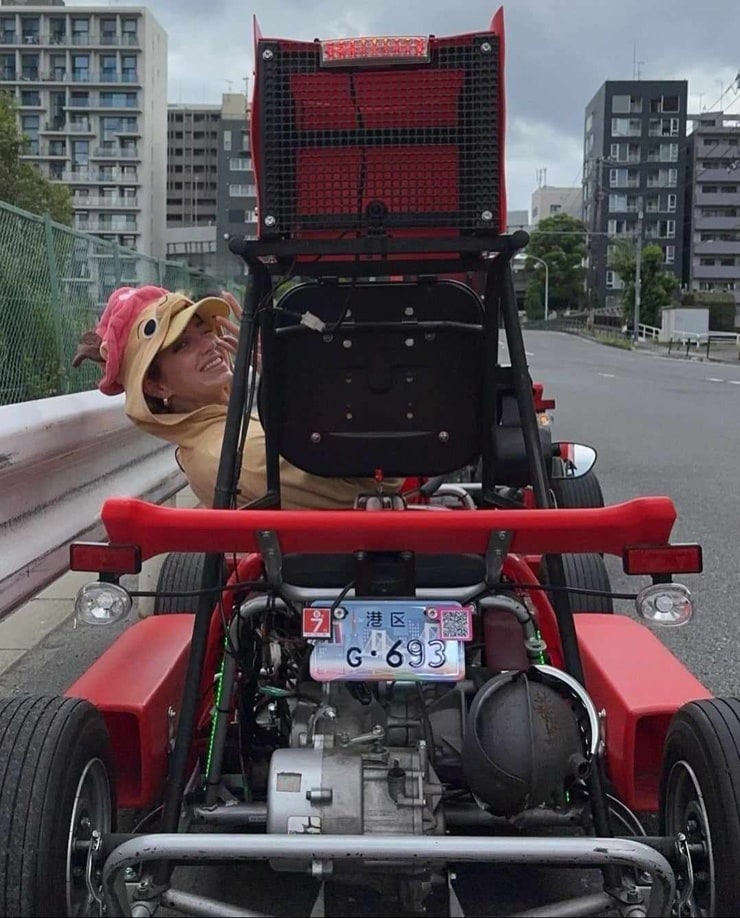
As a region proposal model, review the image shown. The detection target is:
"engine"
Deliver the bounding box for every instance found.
[265,668,590,840]
[266,682,446,873]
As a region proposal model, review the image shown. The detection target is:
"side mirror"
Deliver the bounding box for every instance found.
[550,443,597,479]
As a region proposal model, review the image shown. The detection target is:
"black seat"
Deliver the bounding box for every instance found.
[264,279,485,478]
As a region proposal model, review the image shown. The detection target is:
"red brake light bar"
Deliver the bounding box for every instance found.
[320,36,430,66]
[70,541,142,575]
[623,544,703,576]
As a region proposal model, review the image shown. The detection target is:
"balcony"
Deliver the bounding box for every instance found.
[42,120,67,133]
[692,263,739,280]
[74,196,139,209]
[695,191,740,207]
[694,215,740,231]
[693,241,740,257]
[69,122,95,134]
[91,146,140,160]
[1,33,18,45]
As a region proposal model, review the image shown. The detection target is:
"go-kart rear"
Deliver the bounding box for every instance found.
[4,7,740,918]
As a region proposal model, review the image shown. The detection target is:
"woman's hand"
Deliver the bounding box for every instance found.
[214,291,262,372]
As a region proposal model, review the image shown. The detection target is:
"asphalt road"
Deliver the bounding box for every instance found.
[1,330,739,916]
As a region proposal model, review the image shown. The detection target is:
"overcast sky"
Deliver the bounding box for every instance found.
[71,1,740,214]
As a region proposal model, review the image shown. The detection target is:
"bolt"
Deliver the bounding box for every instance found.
[372,724,384,735]
[438,430,450,442]
[264,215,276,227]
[333,606,347,619]
[481,209,494,222]
[480,41,492,53]
[310,432,321,443]
[342,339,352,348]
[124,868,137,881]
[262,48,274,61]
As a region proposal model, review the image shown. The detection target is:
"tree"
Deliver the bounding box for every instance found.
[610,238,679,328]
[523,213,588,319]
[0,91,72,225]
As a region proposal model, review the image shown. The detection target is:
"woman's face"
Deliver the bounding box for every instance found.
[145,314,233,411]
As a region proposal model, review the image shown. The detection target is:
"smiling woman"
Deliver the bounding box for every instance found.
[72,284,401,509]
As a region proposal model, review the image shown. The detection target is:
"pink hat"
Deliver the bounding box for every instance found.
[95,285,168,395]
[73,285,231,398]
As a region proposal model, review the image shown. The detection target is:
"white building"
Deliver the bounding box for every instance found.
[0,0,168,258]
[530,186,583,227]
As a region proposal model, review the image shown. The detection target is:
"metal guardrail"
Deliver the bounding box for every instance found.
[667,331,740,360]
[0,391,185,621]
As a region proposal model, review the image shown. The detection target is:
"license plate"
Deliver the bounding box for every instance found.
[308,601,471,682]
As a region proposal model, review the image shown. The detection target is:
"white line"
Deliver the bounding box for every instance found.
[728,380,740,385]
[704,377,724,383]
[598,373,616,378]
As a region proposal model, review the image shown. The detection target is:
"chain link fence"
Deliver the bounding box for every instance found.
[0,201,244,405]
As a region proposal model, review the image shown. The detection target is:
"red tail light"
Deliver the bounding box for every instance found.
[320,36,430,66]
[70,542,142,575]
[623,544,703,576]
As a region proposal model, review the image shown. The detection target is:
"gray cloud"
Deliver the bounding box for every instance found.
[67,0,740,210]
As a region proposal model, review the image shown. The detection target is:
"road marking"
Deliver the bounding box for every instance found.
[728,380,740,385]
[705,377,724,383]
[598,372,616,378]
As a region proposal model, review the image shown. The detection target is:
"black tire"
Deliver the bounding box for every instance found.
[550,470,605,508]
[0,695,116,918]
[660,698,740,917]
[540,553,614,613]
[153,551,208,613]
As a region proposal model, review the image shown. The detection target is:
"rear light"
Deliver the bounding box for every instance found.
[70,541,142,575]
[319,36,430,66]
[623,544,703,576]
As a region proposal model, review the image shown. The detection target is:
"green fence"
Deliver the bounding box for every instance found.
[0,200,244,405]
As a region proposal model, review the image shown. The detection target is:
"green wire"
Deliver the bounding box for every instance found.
[204,637,228,786]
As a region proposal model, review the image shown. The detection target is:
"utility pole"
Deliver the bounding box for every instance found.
[633,197,643,344]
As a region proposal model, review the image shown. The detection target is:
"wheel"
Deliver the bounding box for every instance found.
[539,553,614,613]
[550,470,605,508]
[0,695,115,918]
[153,551,208,613]
[660,698,740,917]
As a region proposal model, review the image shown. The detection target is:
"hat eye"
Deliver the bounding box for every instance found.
[141,317,158,339]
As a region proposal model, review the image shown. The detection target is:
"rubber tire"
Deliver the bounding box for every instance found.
[539,553,614,613]
[660,698,740,917]
[550,470,605,508]
[0,695,116,918]
[153,551,208,614]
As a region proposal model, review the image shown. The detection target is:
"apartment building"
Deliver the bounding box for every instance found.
[685,110,740,325]
[530,186,583,227]
[0,1,167,257]
[166,102,219,227]
[215,92,257,280]
[582,80,688,309]
[164,93,256,280]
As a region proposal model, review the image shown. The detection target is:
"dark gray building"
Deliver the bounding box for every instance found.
[582,80,688,310]
[166,103,220,227]
[215,92,257,282]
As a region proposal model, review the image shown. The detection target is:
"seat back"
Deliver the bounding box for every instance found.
[264,280,484,478]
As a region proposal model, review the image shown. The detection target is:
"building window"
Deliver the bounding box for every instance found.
[657,219,676,238]
[228,184,253,197]
[20,90,41,106]
[223,130,232,151]
[229,157,250,171]
[612,94,642,114]
[611,118,642,137]
[649,95,680,113]
[666,193,677,212]
[664,245,675,264]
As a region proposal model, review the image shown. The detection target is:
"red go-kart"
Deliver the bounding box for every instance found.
[1,8,738,918]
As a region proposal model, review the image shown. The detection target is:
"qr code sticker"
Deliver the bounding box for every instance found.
[439,608,473,642]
